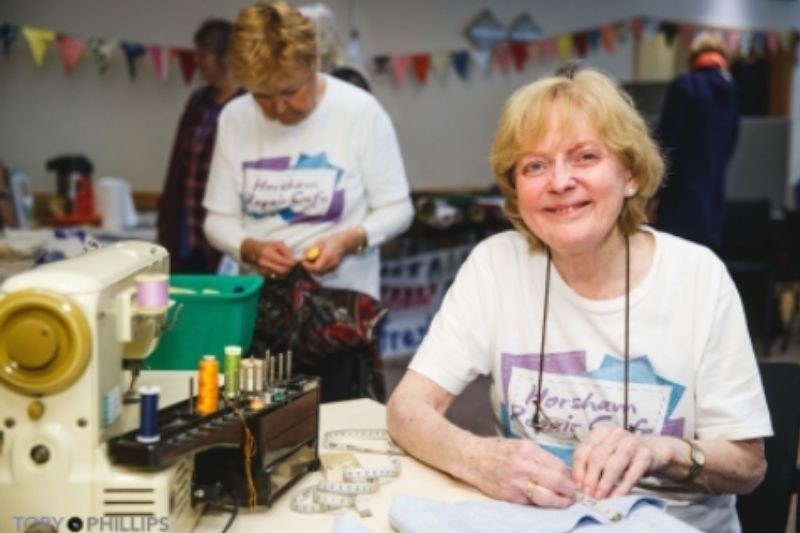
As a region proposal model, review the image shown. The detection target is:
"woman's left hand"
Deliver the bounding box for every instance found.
[300,227,364,275]
[571,426,671,499]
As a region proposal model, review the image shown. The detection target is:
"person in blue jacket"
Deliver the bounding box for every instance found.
[654,31,740,250]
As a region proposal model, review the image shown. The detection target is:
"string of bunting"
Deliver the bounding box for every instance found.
[0,21,197,83]
[1,16,797,87]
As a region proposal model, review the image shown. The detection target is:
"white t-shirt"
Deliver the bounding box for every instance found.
[203,75,412,299]
[409,228,772,532]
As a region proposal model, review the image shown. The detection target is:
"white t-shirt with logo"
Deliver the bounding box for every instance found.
[409,228,772,532]
[203,75,411,298]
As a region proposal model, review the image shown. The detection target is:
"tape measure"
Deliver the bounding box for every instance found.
[291,429,403,516]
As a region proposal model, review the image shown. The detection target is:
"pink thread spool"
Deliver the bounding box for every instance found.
[135,274,169,313]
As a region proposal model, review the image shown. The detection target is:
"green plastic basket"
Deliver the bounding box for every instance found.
[144,275,263,370]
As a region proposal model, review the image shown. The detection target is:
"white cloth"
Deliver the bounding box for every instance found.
[389,495,701,533]
[203,74,413,299]
[408,228,772,532]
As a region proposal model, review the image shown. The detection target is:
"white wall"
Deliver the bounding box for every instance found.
[1,0,798,195]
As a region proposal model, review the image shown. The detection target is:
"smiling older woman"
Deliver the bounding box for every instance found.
[386,67,771,532]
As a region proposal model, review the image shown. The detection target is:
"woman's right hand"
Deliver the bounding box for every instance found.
[472,437,576,507]
[241,238,297,277]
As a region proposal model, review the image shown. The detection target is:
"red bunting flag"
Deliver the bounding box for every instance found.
[572,32,589,58]
[390,55,410,87]
[494,43,510,73]
[509,42,528,71]
[57,34,85,73]
[149,45,168,82]
[600,24,616,53]
[527,42,542,64]
[410,53,431,84]
[631,18,645,42]
[765,31,780,56]
[678,24,694,50]
[174,48,196,85]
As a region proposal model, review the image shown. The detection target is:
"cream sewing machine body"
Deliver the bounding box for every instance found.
[0,241,201,533]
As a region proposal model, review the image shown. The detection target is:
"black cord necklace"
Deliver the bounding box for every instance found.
[532,235,632,432]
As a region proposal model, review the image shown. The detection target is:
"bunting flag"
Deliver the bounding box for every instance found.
[120,42,146,79]
[410,53,431,84]
[470,47,492,75]
[509,42,528,71]
[600,24,617,53]
[751,31,765,56]
[56,35,85,73]
[739,32,752,56]
[725,30,740,56]
[615,21,630,43]
[587,28,601,52]
[659,22,679,46]
[541,38,557,62]
[174,48,196,85]
[556,34,573,63]
[679,24,694,50]
[528,42,542,64]
[22,26,55,66]
[451,50,470,80]
[631,18,645,41]
[1,23,19,58]
[429,52,450,81]
[88,37,117,73]
[572,31,589,58]
[494,43,510,73]
[149,45,168,82]
[389,55,410,87]
[765,31,780,56]
[642,18,660,40]
[373,54,390,75]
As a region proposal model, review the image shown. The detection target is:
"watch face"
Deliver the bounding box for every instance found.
[693,446,706,466]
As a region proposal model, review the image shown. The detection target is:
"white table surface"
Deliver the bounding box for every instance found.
[193,398,482,533]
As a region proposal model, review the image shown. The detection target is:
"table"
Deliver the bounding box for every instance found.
[193,398,482,532]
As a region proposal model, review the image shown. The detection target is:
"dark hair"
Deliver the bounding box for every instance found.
[194,19,233,64]
[329,65,371,92]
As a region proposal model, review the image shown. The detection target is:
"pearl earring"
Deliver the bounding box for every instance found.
[626,187,636,197]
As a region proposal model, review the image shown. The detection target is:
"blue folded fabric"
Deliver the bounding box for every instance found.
[388,494,701,533]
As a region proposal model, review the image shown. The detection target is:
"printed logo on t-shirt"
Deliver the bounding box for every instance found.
[240,152,345,223]
[499,351,686,464]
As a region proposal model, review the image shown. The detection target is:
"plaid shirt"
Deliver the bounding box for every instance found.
[158,86,243,272]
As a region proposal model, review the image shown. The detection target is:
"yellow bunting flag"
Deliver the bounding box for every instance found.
[556,34,573,63]
[22,26,55,66]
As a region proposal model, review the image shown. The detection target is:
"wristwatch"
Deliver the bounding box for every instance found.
[681,438,706,482]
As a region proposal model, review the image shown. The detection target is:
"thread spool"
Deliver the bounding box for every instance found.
[136,385,160,443]
[196,355,219,416]
[240,358,255,394]
[224,346,242,399]
[253,358,264,393]
[135,274,169,313]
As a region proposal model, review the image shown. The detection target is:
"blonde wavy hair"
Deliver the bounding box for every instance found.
[227,1,318,93]
[490,67,664,251]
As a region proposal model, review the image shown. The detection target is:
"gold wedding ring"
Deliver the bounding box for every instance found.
[268,272,277,280]
[525,479,538,500]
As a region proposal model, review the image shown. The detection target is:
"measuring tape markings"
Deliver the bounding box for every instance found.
[291,429,403,516]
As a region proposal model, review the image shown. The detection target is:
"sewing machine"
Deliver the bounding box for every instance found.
[0,241,201,533]
[0,241,321,533]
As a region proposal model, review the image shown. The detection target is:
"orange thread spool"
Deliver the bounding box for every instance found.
[196,355,219,416]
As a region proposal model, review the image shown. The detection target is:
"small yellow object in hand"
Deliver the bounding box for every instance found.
[305,246,321,261]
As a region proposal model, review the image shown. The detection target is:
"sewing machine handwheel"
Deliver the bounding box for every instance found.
[0,289,91,396]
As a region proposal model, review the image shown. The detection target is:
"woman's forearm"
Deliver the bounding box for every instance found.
[649,436,766,494]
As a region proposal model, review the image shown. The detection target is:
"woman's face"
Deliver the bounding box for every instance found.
[252,70,318,126]
[514,107,636,256]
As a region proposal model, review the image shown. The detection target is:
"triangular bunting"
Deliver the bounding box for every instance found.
[587,29,601,51]
[528,42,542,64]
[389,55,410,87]
[470,47,492,75]
[451,50,470,80]
[751,32,765,57]
[631,18,645,42]
[88,37,117,73]
[600,24,616,53]
[508,14,543,43]
[149,45,168,82]
[765,31,781,56]
[429,52,449,81]
[659,22,679,46]
[22,26,55,67]
[1,23,20,58]
[615,21,630,43]
[509,42,528,71]
[120,42,146,79]
[494,43,510,74]
[556,34,573,63]
[739,32,752,57]
[725,30,740,56]
[572,31,589,58]
[410,53,431,85]
[780,29,795,51]
[643,19,660,40]
[678,24,695,50]
[56,34,85,73]
[373,55,390,75]
[174,48,196,85]
[541,38,557,63]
